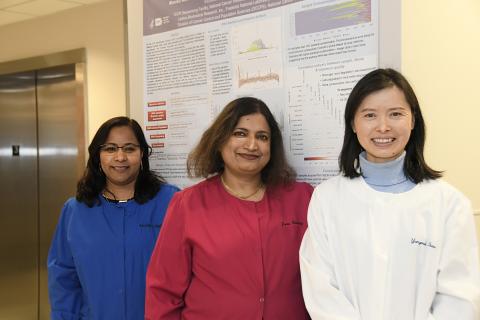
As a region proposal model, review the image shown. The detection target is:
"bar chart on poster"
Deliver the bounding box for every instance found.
[126,0,401,188]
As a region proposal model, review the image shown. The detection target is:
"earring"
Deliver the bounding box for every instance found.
[140,162,144,171]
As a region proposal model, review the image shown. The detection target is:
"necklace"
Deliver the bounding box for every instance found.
[102,192,134,203]
[220,175,264,199]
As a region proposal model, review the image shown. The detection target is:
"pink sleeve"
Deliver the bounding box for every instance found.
[145,192,192,320]
[305,182,314,197]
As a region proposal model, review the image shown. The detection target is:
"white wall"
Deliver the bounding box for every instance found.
[402,0,480,214]
[0,0,126,142]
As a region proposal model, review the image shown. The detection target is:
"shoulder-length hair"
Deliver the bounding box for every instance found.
[187,97,296,186]
[339,68,442,183]
[76,116,165,207]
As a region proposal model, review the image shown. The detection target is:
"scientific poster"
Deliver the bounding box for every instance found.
[143,0,378,187]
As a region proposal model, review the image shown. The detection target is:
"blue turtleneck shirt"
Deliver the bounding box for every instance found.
[359,151,416,193]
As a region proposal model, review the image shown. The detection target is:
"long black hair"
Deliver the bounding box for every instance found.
[339,68,442,183]
[76,116,165,207]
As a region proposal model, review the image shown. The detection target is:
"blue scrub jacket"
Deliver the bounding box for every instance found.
[47,184,179,320]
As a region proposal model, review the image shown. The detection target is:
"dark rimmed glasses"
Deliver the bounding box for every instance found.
[99,143,140,154]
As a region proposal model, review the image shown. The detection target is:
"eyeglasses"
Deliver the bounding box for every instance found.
[100,143,140,154]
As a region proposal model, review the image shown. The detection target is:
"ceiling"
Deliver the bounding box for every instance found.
[0,0,110,27]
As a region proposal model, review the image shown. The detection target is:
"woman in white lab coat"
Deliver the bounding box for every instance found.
[300,68,480,320]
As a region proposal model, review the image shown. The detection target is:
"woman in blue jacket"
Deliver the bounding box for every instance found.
[47,116,179,320]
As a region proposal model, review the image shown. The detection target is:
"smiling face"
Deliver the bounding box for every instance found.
[352,86,414,163]
[220,113,271,179]
[100,126,143,192]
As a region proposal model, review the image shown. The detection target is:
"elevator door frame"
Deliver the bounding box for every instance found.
[0,49,86,320]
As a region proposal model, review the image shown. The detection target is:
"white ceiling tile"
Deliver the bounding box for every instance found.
[0,10,31,26]
[5,0,80,16]
[0,0,33,10]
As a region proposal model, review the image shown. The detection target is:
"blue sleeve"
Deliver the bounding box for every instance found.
[162,183,181,195]
[47,200,87,320]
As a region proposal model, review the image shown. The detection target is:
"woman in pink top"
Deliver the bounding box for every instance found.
[145,97,313,320]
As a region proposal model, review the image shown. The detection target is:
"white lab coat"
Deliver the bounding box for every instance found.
[300,175,480,320]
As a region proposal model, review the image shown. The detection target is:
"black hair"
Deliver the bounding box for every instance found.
[339,68,442,182]
[76,116,165,207]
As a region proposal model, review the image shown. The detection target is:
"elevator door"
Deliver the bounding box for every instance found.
[0,71,38,319]
[0,64,85,320]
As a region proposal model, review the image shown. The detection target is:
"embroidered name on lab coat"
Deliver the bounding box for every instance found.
[282,220,304,227]
[411,238,436,249]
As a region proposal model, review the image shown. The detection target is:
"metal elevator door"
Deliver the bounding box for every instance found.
[0,64,85,320]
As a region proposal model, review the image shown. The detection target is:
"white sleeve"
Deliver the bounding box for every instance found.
[430,195,480,320]
[299,188,360,320]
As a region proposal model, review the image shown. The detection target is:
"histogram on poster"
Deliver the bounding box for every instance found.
[231,17,282,57]
[237,65,280,89]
